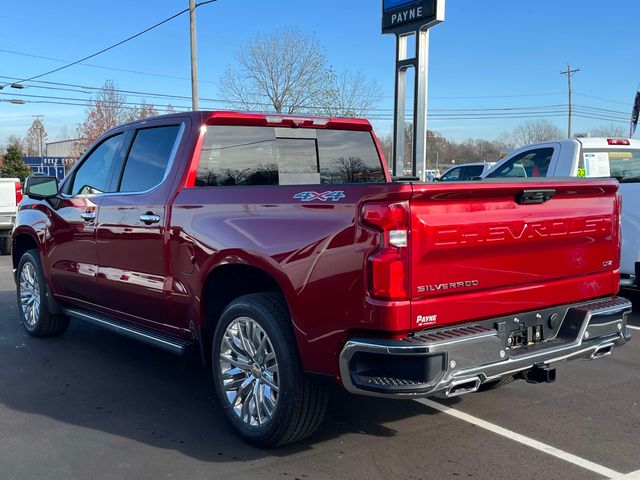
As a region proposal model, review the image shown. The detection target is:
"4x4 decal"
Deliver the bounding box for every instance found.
[294,191,346,202]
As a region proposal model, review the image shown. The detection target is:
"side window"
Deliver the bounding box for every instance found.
[441,167,461,181]
[463,165,484,180]
[317,130,385,184]
[69,134,123,196]
[118,125,181,193]
[487,148,554,178]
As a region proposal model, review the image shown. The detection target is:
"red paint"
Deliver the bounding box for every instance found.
[13,111,622,381]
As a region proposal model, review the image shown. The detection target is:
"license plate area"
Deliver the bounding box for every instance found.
[507,324,544,348]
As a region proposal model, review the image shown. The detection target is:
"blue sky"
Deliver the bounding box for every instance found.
[1,0,639,146]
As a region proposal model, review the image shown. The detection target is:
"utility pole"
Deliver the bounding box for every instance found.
[189,0,199,111]
[561,64,580,138]
[33,115,44,157]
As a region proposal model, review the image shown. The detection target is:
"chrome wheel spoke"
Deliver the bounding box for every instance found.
[261,371,279,393]
[219,316,280,427]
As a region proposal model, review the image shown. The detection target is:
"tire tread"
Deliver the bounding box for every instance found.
[213,292,327,447]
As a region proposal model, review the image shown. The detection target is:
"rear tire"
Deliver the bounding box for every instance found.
[211,293,327,447]
[17,249,69,337]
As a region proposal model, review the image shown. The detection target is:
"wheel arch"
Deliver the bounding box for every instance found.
[12,228,40,274]
[198,252,308,366]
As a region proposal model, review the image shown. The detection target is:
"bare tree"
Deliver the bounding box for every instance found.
[25,118,47,156]
[72,81,160,158]
[74,80,129,156]
[56,125,72,141]
[319,70,382,118]
[500,119,564,148]
[127,100,159,122]
[589,124,627,138]
[220,28,334,113]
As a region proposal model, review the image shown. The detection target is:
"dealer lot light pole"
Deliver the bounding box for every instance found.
[190,0,199,111]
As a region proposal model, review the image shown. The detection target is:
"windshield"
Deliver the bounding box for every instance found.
[579,149,640,182]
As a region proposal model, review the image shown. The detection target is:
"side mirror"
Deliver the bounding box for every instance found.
[24,175,59,200]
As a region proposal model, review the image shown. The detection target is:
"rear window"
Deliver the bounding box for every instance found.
[195,126,385,186]
[579,149,640,182]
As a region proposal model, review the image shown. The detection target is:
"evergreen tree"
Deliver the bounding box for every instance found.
[1,144,32,182]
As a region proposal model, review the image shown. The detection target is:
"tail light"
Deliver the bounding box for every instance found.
[362,202,410,300]
[15,181,22,205]
[607,138,630,146]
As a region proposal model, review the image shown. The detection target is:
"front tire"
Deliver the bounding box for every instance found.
[17,249,69,337]
[212,293,327,447]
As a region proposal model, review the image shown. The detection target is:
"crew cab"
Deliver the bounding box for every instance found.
[12,112,632,447]
[484,137,640,288]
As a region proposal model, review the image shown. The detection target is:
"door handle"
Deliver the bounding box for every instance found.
[140,213,161,225]
[80,211,95,222]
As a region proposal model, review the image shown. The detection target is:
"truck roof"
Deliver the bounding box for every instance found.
[122,110,373,132]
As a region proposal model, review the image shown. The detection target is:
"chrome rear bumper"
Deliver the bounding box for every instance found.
[339,297,632,399]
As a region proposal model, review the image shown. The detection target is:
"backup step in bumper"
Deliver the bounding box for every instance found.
[339,297,632,399]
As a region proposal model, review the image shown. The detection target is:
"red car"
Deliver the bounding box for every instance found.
[13,111,632,446]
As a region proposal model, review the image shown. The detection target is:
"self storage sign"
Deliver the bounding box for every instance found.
[382,0,437,34]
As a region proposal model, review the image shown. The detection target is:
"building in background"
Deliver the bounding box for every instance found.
[45,139,79,158]
[21,139,81,179]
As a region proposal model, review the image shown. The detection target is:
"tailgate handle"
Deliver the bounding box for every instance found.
[517,189,556,205]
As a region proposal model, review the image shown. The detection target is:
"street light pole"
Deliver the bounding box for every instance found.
[189,0,199,111]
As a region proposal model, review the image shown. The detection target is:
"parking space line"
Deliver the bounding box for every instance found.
[612,470,640,479]
[627,325,640,331]
[417,398,622,479]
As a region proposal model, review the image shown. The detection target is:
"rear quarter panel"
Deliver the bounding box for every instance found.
[170,183,412,375]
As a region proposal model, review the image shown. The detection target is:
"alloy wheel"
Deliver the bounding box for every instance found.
[218,316,280,427]
[19,262,40,327]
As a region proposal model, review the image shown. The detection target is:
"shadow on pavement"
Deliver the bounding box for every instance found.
[0,289,446,463]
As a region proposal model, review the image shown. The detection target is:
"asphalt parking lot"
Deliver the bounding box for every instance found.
[0,255,638,480]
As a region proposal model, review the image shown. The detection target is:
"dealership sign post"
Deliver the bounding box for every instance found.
[383,0,445,180]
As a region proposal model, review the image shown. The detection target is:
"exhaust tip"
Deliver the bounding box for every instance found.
[446,377,481,397]
[591,343,614,360]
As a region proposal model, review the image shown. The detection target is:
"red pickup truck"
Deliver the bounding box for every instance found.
[13,111,632,446]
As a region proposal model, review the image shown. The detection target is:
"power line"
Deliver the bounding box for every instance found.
[0,76,575,115]
[383,92,565,100]
[1,95,628,124]
[0,48,219,85]
[0,8,190,89]
[574,92,631,106]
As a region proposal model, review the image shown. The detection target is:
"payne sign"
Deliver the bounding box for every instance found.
[382,0,440,34]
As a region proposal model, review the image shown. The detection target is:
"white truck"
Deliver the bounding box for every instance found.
[483,138,640,288]
[0,178,22,255]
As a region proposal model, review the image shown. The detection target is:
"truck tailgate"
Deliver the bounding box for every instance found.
[409,179,620,329]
